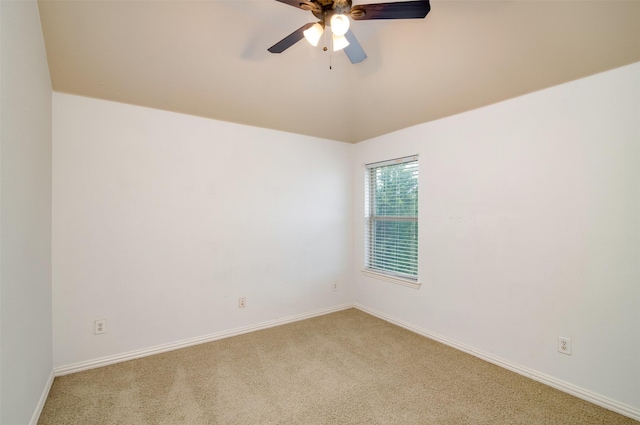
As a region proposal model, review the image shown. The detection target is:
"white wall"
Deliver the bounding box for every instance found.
[0,1,54,424]
[354,63,640,412]
[52,93,353,368]
[48,58,639,417]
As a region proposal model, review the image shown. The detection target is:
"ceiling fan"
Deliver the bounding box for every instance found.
[268,0,431,64]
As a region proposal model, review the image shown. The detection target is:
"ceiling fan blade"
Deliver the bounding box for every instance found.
[273,0,318,11]
[273,0,306,9]
[343,29,367,64]
[268,23,315,54]
[350,0,431,20]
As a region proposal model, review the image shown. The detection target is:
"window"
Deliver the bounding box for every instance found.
[364,155,419,286]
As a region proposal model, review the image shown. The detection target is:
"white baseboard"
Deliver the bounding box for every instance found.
[54,303,354,376]
[29,369,54,425]
[354,303,640,422]
[50,302,639,421]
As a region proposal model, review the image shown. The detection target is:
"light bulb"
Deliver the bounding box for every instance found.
[330,14,350,37]
[332,34,349,51]
[303,23,324,47]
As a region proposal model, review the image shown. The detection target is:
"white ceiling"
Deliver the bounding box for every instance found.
[38,0,640,143]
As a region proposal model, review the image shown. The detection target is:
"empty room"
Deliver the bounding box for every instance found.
[1,0,639,424]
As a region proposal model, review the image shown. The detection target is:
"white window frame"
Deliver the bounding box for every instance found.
[362,155,420,289]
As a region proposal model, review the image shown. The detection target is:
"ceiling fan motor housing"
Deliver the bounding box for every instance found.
[310,0,353,21]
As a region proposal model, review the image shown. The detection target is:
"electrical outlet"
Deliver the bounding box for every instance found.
[333,282,338,291]
[94,319,106,335]
[239,297,246,308]
[558,337,571,355]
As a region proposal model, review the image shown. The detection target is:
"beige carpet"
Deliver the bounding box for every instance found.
[39,309,637,425]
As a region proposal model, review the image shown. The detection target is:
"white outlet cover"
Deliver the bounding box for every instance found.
[94,319,106,335]
[558,337,571,355]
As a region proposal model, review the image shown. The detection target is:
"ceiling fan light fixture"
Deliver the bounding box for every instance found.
[330,13,350,37]
[332,34,349,51]
[303,22,324,47]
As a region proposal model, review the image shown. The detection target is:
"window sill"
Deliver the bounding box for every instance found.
[361,270,421,289]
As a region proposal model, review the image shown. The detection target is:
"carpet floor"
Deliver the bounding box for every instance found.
[38,308,637,424]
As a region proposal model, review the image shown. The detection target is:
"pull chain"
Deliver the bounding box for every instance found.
[323,26,332,70]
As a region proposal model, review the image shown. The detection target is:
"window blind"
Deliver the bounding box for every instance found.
[365,155,418,280]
